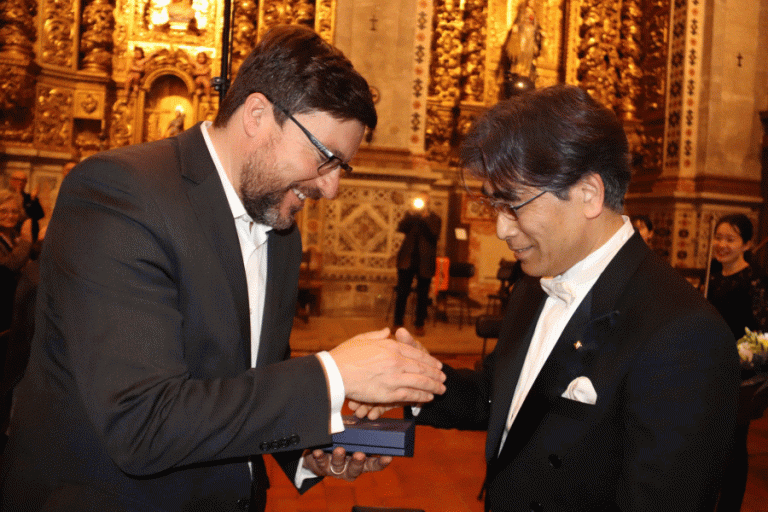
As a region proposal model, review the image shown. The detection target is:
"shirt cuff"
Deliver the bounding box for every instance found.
[294,454,317,488]
[315,351,345,434]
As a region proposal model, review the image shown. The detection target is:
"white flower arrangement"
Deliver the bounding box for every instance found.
[737,328,768,370]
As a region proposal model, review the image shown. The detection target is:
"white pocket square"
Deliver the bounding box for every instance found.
[561,376,597,405]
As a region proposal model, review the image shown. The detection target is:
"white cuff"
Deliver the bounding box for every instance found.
[294,454,317,488]
[315,351,345,433]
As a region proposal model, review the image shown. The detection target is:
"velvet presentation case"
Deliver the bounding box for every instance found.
[328,416,416,457]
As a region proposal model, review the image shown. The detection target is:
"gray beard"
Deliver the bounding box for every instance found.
[244,187,296,231]
[238,148,296,230]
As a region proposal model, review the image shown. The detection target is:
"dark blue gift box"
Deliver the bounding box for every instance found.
[329,415,415,457]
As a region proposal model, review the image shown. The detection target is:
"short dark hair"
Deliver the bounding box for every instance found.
[214,25,377,131]
[461,84,631,212]
[631,214,653,232]
[716,213,753,243]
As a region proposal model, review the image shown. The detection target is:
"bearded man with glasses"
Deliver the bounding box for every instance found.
[1,25,447,512]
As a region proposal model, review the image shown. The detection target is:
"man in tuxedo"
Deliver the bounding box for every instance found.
[360,84,740,511]
[1,25,446,512]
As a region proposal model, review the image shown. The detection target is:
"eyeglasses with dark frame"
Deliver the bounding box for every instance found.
[269,101,353,176]
[479,190,547,220]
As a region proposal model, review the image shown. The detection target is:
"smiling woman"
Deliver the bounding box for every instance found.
[706,213,768,512]
[707,213,768,340]
[0,189,33,331]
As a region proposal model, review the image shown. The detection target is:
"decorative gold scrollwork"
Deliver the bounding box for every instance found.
[81,0,116,73]
[35,86,73,149]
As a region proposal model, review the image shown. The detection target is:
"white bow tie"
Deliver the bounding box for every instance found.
[540,278,575,306]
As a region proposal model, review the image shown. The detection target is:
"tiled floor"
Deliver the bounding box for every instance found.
[277,315,768,512]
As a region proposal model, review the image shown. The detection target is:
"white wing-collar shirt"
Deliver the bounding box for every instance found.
[499,216,635,452]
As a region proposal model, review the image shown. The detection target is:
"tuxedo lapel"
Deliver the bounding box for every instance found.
[176,125,251,365]
[485,277,547,461]
[489,291,594,475]
[487,232,651,470]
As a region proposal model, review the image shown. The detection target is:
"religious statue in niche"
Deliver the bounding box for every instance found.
[125,47,148,95]
[145,0,209,32]
[165,107,186,137]
[193,52,213,102]
[498,0,542,98]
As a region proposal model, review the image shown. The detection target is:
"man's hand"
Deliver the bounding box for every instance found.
[329,327,446,406]
[303,447,392,482]
[347,327,432,419]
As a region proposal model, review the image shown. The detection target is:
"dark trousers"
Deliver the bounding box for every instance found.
[394,269,432,328]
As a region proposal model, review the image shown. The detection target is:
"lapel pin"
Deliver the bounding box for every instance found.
[573,340,583,350]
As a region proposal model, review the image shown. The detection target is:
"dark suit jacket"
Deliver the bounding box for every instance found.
[1,125,332,511]
[396,211,441,278]
[417,233,740,512]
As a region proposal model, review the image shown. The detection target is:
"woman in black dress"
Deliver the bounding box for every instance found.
[708,213,767,512]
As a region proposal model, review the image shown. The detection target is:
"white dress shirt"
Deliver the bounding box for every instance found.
[200,122,345,484]
[499,217,635,452]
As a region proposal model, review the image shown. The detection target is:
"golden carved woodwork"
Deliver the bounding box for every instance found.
[35,85,73,149]
[314,0,334,41]
[0,0,37,61]
[576,0,621,110]
[113,0,221,89]
[258,0,314,39]
[109,98,134,147]
[461,0,487,103]
[429,1,463,103]
[231,0,259,77]
[1,0,673,185]
[81,0,116,73]
[40,0,75,68]
[0,61,36,110]
[74,89,106,119]
[75,128,105,153]
[0,60,36,143]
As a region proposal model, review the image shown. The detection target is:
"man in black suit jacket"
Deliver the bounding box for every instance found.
[1,25,446,512]
[355,84,740,511]
[394,194,442,334]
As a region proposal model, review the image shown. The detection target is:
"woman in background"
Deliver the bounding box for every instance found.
[707,213,768,512]
[708,214,767,339]
[0,189,33,332]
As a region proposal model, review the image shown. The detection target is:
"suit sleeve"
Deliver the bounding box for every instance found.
[415,356,494,431]
[615,308,740,511]
[42,157,332,476]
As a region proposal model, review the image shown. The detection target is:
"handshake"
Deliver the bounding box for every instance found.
[328,326,445,416]
[302,327,445,481]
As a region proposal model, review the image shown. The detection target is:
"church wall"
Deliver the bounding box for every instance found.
[3,0,768,317]
[700,0,765,181]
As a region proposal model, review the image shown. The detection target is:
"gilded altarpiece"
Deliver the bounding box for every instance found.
[109,0,337,146]
[3,0,764,315]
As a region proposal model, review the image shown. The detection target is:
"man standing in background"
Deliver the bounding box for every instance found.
[393,193,442,336]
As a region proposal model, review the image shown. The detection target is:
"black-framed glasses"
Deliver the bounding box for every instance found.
[270,101,353,176]
[479,190,547,220]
